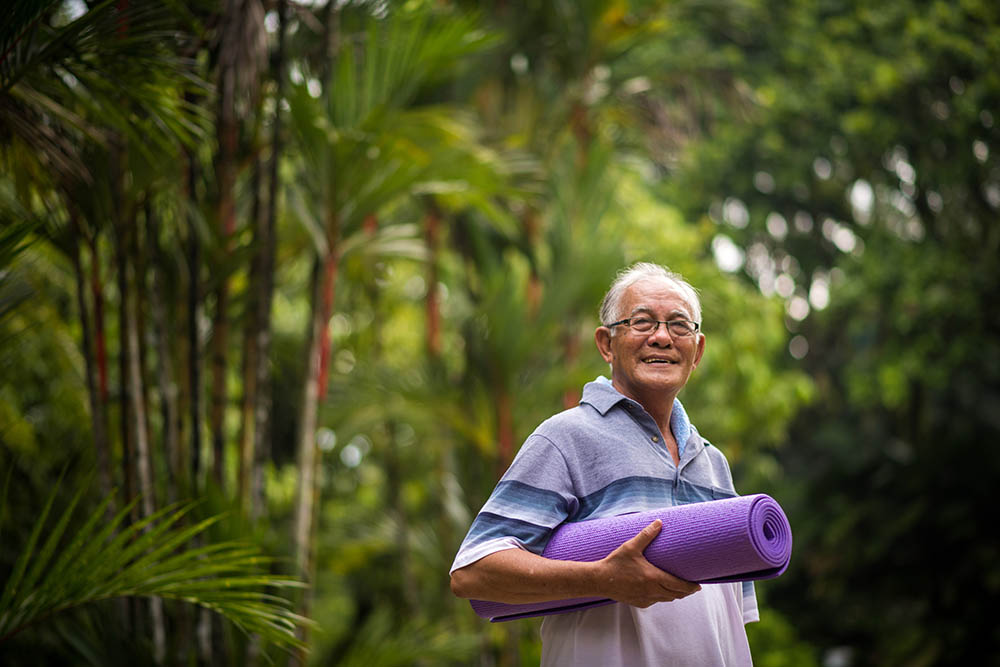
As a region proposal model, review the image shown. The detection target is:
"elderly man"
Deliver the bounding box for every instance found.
[450,263,757,666]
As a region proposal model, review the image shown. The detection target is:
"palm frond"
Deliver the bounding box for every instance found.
[1,0,210,186]
[329,9,496,130]
[0,177,40,320]
[339,223,427,263]
[0,479,313,653]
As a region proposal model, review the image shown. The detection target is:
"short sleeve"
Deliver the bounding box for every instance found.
[450,434,578,573]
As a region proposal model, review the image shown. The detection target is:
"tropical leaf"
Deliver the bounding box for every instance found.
[1,0,209,191]
[0,477,313,654]
[331,608,478,667]
[328,8,497,130]
[0,178,40,321]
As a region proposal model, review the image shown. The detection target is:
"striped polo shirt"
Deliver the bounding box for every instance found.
[452,377,757,666]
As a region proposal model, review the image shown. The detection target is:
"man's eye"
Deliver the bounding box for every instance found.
[630,318,654,330]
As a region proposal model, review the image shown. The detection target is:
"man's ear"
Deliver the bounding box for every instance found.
[594,327,614,364]
[692,333,706,369]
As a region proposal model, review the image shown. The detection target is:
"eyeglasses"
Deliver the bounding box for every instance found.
[605,317,701,337]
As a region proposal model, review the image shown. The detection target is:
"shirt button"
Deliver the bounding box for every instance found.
[651,435,659,442]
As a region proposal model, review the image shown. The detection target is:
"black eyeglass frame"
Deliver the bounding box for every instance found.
[604,317,701,337]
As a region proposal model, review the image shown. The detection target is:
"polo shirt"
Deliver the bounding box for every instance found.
[452,377,757,666]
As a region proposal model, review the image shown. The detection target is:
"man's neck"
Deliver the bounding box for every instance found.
[611,380,679,453]
[647,400,681,465]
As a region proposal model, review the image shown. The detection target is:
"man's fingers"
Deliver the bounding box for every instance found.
[624,519,663,552]
[655,574,701,597]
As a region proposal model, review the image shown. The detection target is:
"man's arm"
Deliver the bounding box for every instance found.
[450,519,701,608]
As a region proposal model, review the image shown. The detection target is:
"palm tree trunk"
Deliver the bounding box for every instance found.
[292,227,339,664]
[210,63,237,488]
[69,214,113,508]
[238,155,261,514]
[250,0,287,521]
[88,235,110,421]
[113,204,136,523]
[293,244,338,575]
[123,213,166,663]
[182,144,216,665]
[209,281,230,489]
[186,149,203,490]
[146,202,180,505]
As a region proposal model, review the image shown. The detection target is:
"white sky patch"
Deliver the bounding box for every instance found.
[973,140,989,163]
[317,428,337,452]
[787,296,810,321]
[775,273,796,298]
[889,189,916,218]
[931,100,950,121]
[334,349,356,374]
[766,212,788,240]
[754,171,776,194]
[712,234,745,272]
[340,444,362,467]
[779,254,800,276]
[884,146,916,185]
[510,53,529,75]
[65,0,87,21]
[794,211,814,233]
[745,242,774,278]
[622,76,651,95]
[789,335,809,359]
[896,160,916,184]
[984,183,1000,209]
[834,226,858,253]
[926,190,943,213]
[809,274,830,310]
[822,218,858,253]
[341,434,372,468]
[813,157,833,180]
[757,273,776,297]
[849,179,874,225]
[723,197,750,228]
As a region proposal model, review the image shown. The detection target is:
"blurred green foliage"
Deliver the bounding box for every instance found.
[2,0,998,665]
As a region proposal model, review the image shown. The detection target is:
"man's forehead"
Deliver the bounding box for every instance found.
[622,279,694,317]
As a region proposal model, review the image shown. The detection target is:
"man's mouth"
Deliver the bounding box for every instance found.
[643,358,677,364]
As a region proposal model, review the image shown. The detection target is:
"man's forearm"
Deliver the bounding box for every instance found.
[450,520,701,608]
[450,548,606,604]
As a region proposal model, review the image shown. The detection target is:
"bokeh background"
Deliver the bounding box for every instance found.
[2,0,998,665]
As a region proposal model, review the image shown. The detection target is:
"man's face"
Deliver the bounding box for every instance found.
[595,278,705,406]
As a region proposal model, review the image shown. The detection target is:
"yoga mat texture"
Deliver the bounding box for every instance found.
[470,493,792,622]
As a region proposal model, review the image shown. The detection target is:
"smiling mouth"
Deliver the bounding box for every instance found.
[643,358,677,364]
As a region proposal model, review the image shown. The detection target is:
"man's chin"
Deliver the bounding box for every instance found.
[632,369,685,393]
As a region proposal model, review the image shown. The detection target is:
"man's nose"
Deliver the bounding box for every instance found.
[648,323,673,345]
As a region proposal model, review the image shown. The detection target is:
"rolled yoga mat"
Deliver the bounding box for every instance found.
[470,493,792,622]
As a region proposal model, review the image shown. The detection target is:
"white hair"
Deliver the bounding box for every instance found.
[599,262,702,328]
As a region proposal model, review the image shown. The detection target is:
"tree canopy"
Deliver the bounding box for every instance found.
[1,0,997,665]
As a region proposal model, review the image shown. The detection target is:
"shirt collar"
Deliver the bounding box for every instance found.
[580,376,626,415]
[582,376,694,455]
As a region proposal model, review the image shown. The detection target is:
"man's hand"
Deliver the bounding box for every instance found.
[596,519,701,607]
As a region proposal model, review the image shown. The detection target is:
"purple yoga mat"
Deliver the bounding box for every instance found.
[470,493,792,622]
